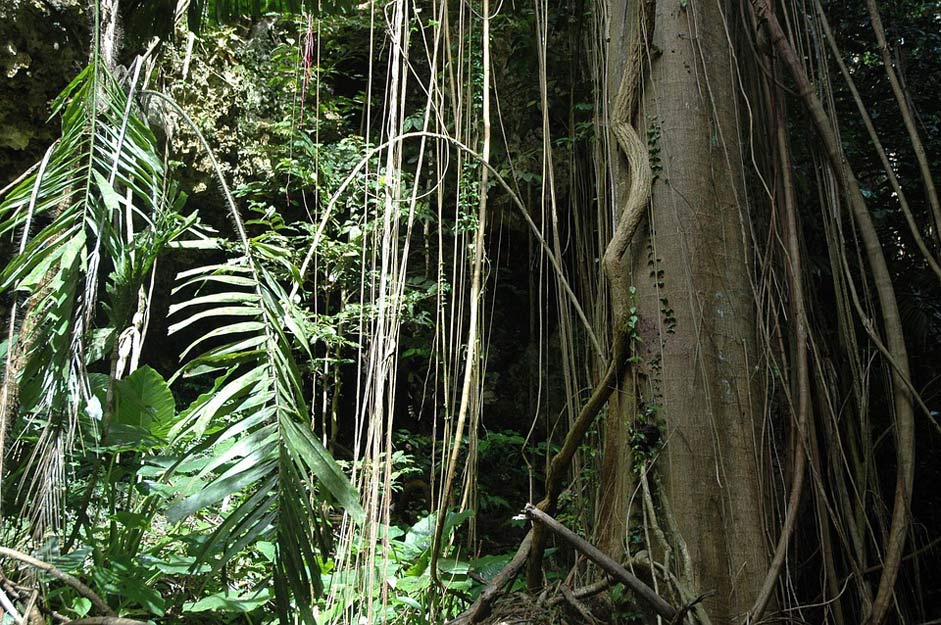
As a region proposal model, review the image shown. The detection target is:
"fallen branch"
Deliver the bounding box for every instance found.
[559,584,599,624]
[0,547,115,617]
[0,586,23,624]
[21,589,38,625]
[523,504,679,621]
[559,584,598,623]
[546,578,612,607]
[527,332,630,589]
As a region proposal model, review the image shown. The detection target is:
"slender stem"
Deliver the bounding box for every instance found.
[287,129,605,361]
[864,0,941,243]
[526,331,629,590]
[814,0,941,281]
[66,619,149,625]
[445,531,533,625]
[748,85,812,625]
[0,586,22,624]
[431,0,492,585]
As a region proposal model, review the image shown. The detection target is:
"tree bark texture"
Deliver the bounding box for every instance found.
[602,0,769,620]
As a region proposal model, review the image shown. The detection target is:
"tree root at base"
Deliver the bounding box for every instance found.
[447,504,711,625]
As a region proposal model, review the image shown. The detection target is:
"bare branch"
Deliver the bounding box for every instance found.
[0,547,115,617]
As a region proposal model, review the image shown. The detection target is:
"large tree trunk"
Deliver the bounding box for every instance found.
[601,0,769,620]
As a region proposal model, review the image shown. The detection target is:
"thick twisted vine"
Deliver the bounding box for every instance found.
[447,2,656,617]
[603,0,653,330]
[525,0,653,593]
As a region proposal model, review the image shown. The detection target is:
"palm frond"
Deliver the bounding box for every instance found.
[0,56,186,539]
[145,91,363,620]
[165,248,363,622]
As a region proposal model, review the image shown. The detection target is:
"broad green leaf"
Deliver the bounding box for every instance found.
[471,554,514,581]
[256,541,276,562]
[183,589,271,614]
[112,365,176,438]
[71,597,92,618]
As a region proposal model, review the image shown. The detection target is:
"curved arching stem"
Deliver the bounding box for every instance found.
[0,546,115,617]
[747,87,811,625]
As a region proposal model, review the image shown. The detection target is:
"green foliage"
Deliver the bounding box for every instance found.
[0,54,189,534]
[186,0,355,32]
[645,241,675,334]
[0,19,367,622]
[107,366,177,451]
[646,118,663,182]
[628,413,664,475]
[394,428,554,526]
[319,510,477,624]
[160,222,363,623]
[608,583,647,623]
[0,0,742,619]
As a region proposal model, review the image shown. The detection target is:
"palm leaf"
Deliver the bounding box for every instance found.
[0,55,186,538]
[166,252,363,622]
[150,94,362,621]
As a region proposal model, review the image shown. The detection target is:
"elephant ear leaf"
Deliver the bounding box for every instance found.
[108,366,176,451]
